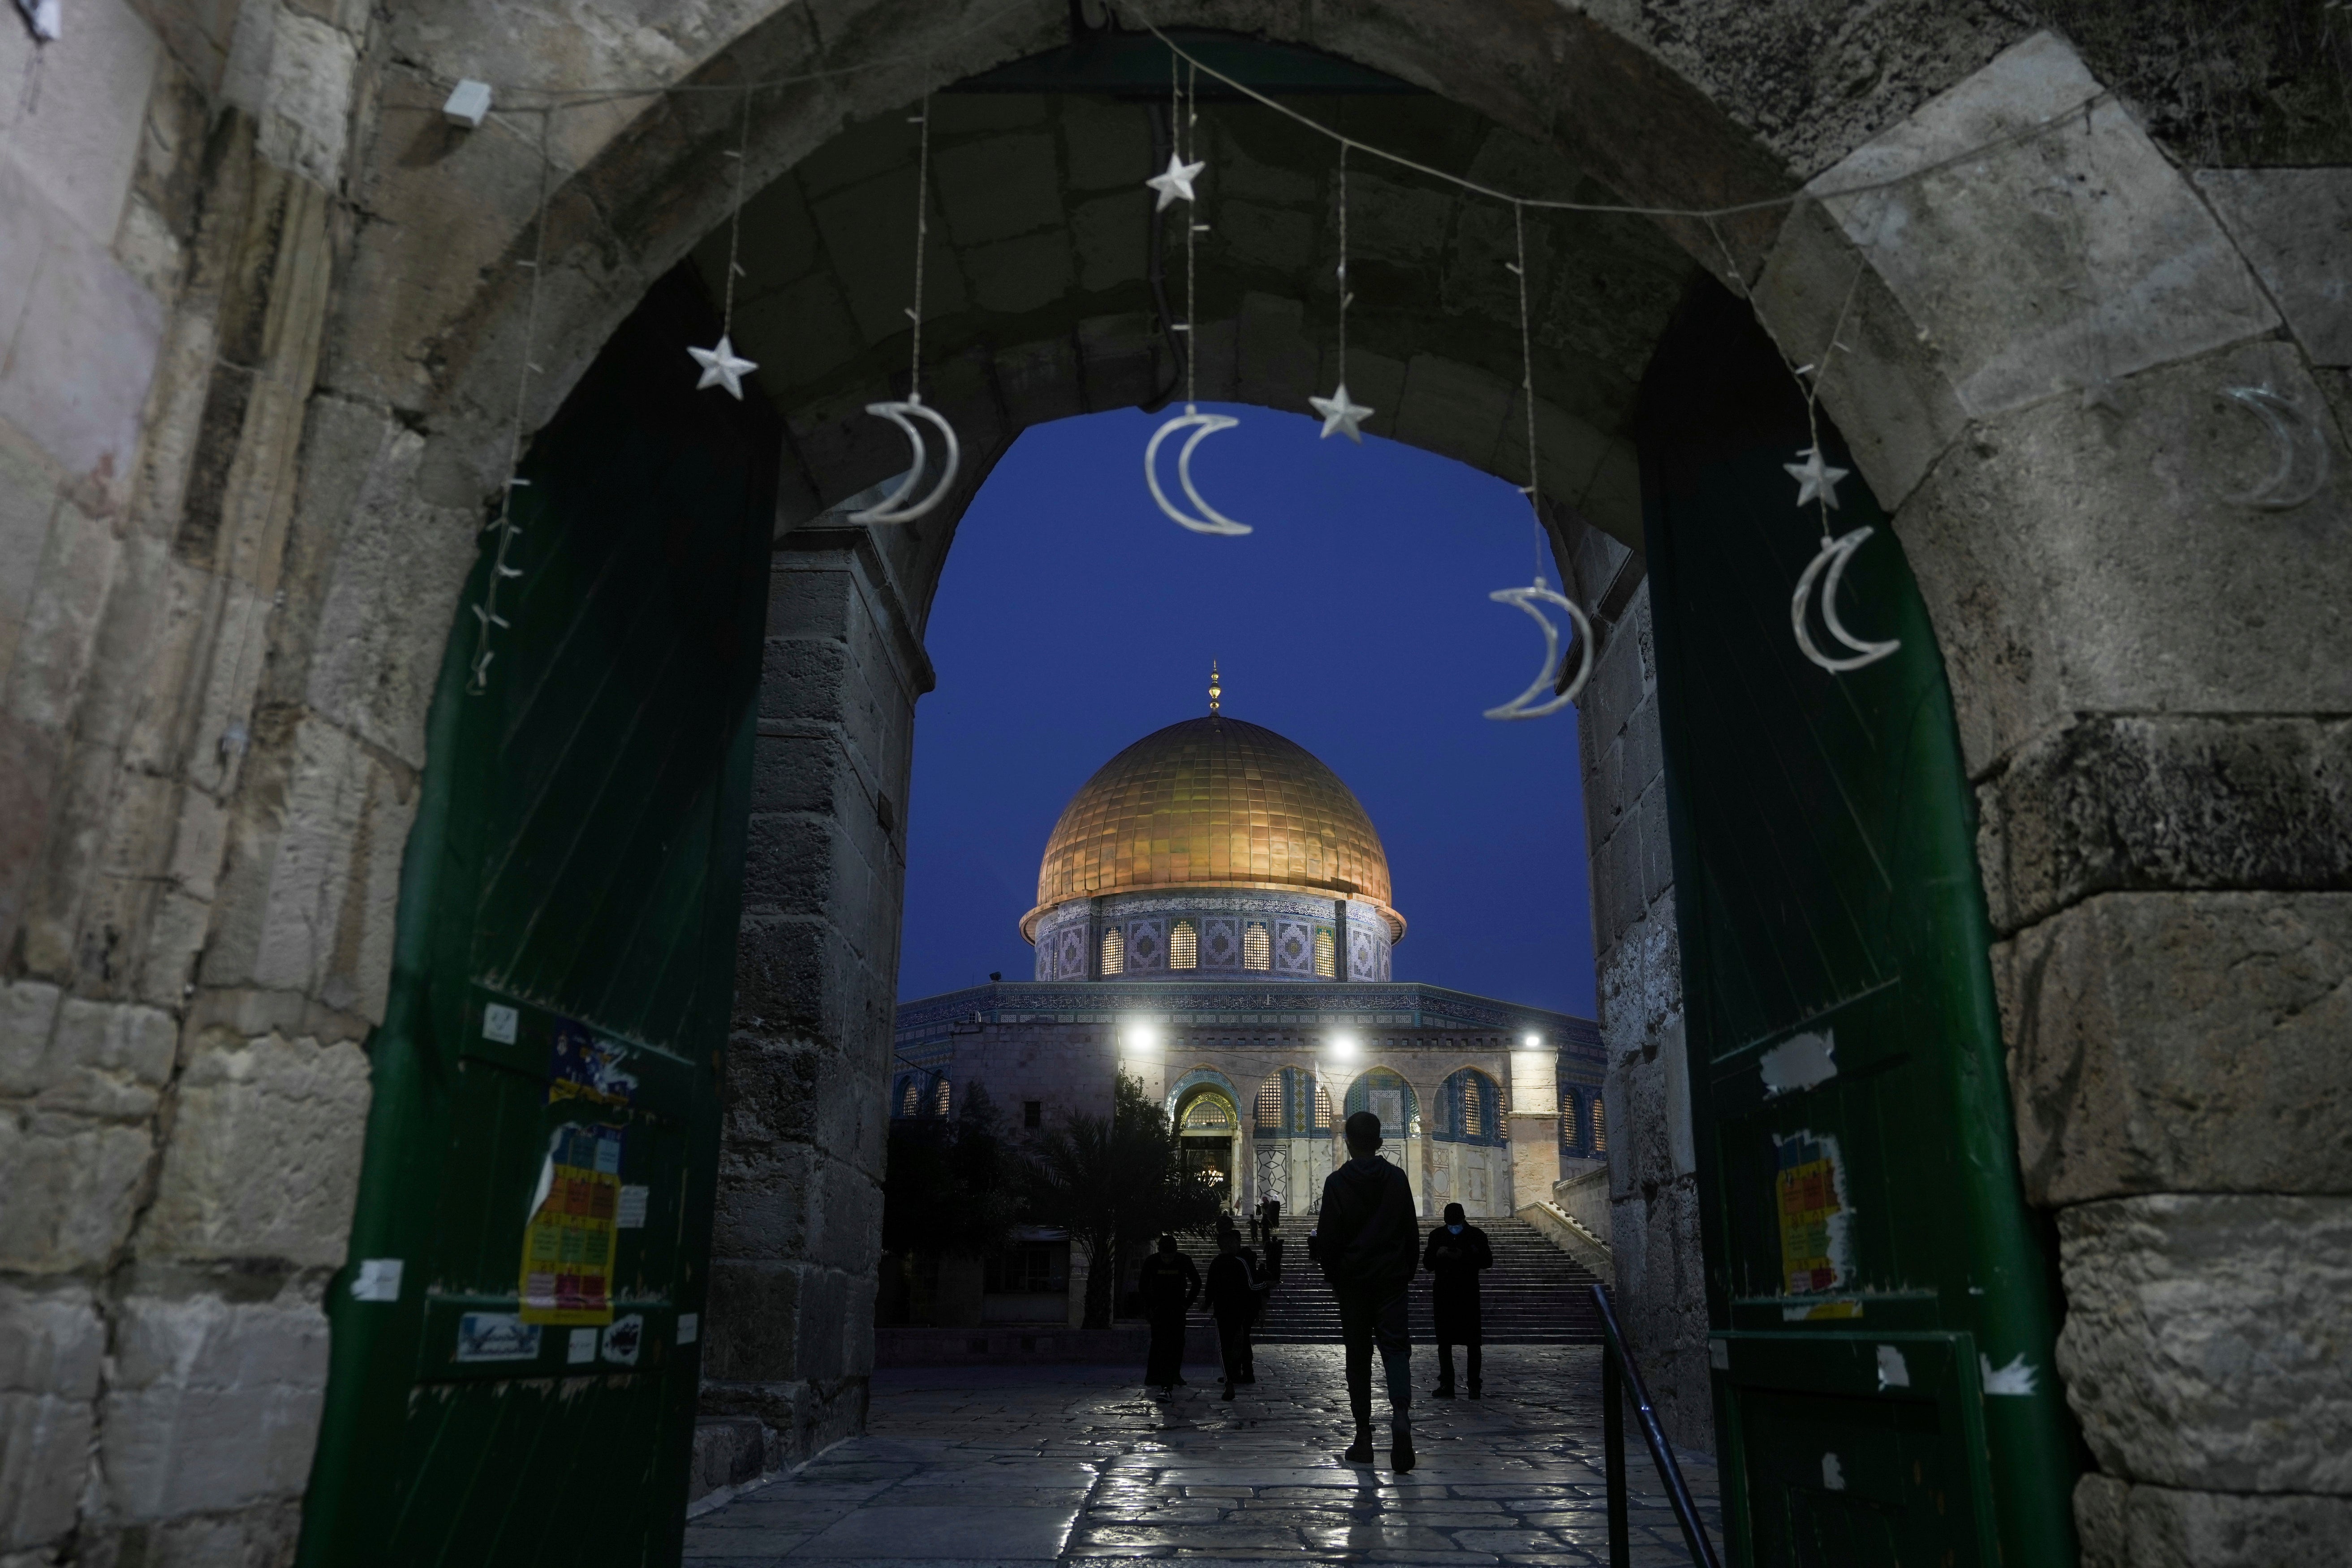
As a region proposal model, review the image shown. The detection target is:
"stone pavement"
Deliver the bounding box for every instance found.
[686,1346,1720,1566]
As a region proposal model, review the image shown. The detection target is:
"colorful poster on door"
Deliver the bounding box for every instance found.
[518,1123,624,1325]
[1774,1129,1851,1295]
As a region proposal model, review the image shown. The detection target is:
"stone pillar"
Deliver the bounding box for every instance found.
[1564,558,1712,1454]
[1064,1245,1090,1330]
[1506,1046,1559,1216]
[702,527,930,1471]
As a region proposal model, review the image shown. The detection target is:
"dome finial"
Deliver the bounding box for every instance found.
[1208,660,1221,715]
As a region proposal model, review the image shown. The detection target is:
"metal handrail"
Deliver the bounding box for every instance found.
[1590,1284,1723,1568]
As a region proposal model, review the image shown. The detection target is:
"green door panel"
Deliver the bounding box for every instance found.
[300,271,777,1566]
[1721,1335,1997,1567]
[1636,279,2076,1566]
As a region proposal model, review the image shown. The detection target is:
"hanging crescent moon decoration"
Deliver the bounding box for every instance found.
[1484,577,1593,720]
[846,394,961,525]
[1792,525,1901,673]
[2223,384,2331,512]
[1144,403,1252,536]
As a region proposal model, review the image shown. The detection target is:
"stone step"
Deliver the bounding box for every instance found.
[1160,1217,1604,1345]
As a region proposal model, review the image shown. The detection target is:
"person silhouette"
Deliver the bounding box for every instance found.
[1310,1110,1419,1472]
[1204,1221,1270,1400]
[1136,1233,1199,1398]
[1423,1202,1494,1398]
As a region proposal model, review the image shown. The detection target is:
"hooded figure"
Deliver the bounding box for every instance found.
[1423,1202,1495,1397]
[1311,1110,1420,1472]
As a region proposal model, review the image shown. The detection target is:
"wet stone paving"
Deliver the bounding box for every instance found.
[687,1346,1720,1566]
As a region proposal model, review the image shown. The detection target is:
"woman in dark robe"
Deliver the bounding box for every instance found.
[1136,1233,1200,1397]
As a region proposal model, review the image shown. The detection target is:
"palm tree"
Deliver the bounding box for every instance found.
[1025,1073,1221,1328]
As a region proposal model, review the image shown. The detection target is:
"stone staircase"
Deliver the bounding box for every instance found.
[1174,1217,1603,1344]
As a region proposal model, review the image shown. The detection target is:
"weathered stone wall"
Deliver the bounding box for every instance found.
[1,0,380,1560]
[1599,30,2352,1556]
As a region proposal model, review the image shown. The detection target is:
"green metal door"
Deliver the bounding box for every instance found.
[299,273,776,1565]
[1637,280,2076,1565]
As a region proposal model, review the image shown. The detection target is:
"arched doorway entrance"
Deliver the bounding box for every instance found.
[298,25,2087,1558]
[170,8,2332,1568]
[1173,1081,1241,1208]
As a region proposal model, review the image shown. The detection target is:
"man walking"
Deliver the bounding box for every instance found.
[1424,1202,1494,1399]
[1204,1221,1270,1400]
[1310,1110,1420,1471]
[1137,1233,1199,1399]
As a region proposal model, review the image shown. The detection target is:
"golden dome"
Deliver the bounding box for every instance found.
[1023,715,1403,941]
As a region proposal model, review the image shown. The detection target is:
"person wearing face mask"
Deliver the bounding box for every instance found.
[1422,1202,1493,1399]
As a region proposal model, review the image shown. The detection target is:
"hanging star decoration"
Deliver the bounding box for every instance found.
[689,335,758,400]
[1784,445,1849,510]
[1309,383,1374,443]
[1146,151,1205,211]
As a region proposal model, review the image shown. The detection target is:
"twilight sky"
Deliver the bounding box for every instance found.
[895,401,1597,1018]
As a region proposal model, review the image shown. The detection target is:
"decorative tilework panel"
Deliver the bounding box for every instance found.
[1274,919,1312,975]
[1126,919,1167,973]
[1056,927,1086,979]
[1202,917,1239,971]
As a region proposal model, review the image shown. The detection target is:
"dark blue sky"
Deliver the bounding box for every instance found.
[896,401,1596,1017]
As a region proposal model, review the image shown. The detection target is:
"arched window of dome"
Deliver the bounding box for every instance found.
[1181,1095,1232,1130]
[1170,919,1198,970]
[896,1076,921,1120]
[932,1076,952,1118]
[1101,926,1124,976]
[1590,1097,1607,1151]
[1242,922,1271,971]
[1313,928,1336,978]
[1559,1087,1582,1155]
[1436,1068,1503,1146]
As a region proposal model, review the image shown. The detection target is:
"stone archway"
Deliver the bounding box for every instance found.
[9,0,2345,1559]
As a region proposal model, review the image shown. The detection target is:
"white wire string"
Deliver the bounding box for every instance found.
[1335,142,1349,378]
[1510,200,1543,579]
[720,84,753,338]
[909,82,933,397]
[1702,215,1865,550]
[1113,1,2122,225]
[469,108,553,694]
[1184,60,1199,406]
